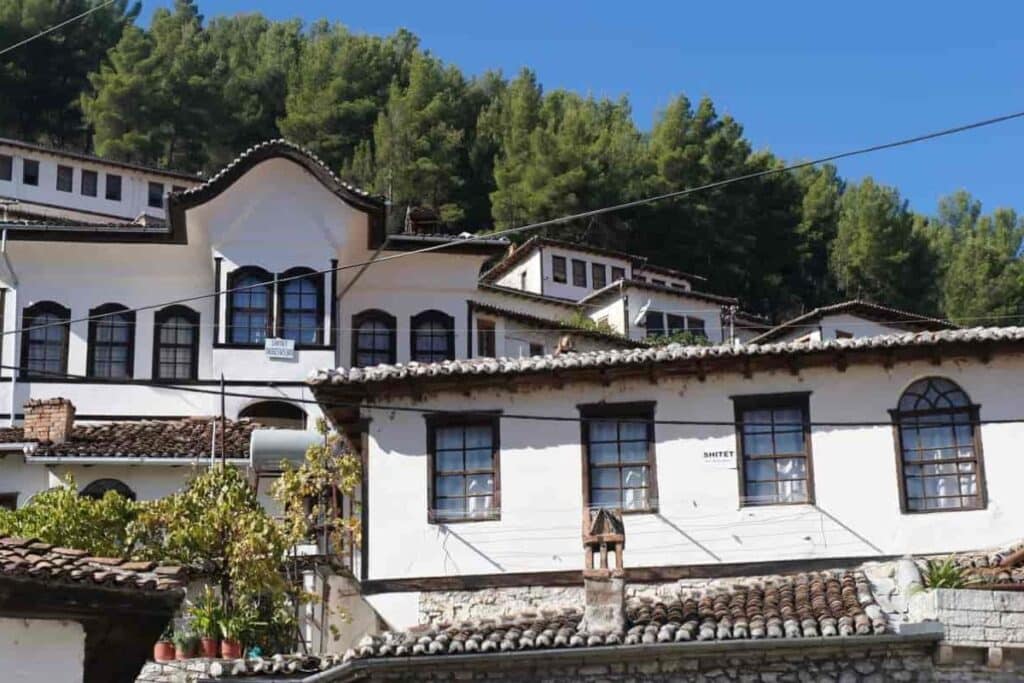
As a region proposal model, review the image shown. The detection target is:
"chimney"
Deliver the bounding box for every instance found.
[579,507,626,635]
[23,398,75,443]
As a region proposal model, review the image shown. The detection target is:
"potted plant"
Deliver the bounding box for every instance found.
[188,587,222,658]
[173,629,199,660]
[153,622,175,663]
[219,611,251,659]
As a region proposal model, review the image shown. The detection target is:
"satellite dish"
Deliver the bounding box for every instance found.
[633,299,651,326]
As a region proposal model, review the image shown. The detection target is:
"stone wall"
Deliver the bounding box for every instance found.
[909,588,1024,645]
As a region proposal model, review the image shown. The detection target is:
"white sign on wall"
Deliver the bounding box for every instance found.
[264,337,296,360]
[703,450,735,469]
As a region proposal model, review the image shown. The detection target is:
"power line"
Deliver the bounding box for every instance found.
[0,0,117,57]
[5,107,1024,338]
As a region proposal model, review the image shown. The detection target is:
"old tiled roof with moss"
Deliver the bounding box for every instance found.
[0,536,185,592]
[0,417,259,460]
[927,539,1024,587]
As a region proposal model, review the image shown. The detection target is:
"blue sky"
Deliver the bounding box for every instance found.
[143,0,1024,216]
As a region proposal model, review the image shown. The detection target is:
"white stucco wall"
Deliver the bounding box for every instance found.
[494,251,542,294]
[770,314,907,345]
[624,286,724,342]
[0,616,84,683]
[632,268,692,291]
[362,353,1024,589]
[540,246,631,301]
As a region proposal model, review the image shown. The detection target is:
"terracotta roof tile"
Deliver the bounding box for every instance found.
[750,300,958,344]
[0,536,184,593]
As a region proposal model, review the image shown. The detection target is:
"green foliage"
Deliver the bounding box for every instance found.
[172,628,198,652]
[645,331,713,347]
[0,476,137,556]
[922,557,970,589]
[186,586,223,638]
[561,312,619,336]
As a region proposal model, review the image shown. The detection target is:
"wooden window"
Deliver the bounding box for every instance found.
[105,173,121,200]
[529,342,544,356]
[427,414,500,522]
[80,479,136,501]
[733,393,814,506]
[611,266,625,282]
[0,493,16,511]
[227,266,273,345]
[153,305,199,381]
[580,402,658,513]
[81,169,97,197]
[56,165,73,192]
[148,181,164,208]
[87,303,136,379]
[686,316,707,339]
[666,314,686,335]
[0,155,11,181]
[644,310,666,338]
[411,310,455,363]
[21,301,70,378]
[592,263,607,290]
[477,318,496,357]
[22,159,38,186]
[893,377,986,513]
[552,256,567,283]
[572,259,587,287]
[352,309,396,366]
[279,267,323,345]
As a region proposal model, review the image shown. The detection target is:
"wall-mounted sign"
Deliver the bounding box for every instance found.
[703,450,735,469]
[264,337,296,360]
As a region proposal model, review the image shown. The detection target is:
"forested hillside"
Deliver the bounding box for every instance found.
[1,0,1022,323]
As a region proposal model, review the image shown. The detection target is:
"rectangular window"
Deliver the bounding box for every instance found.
[552,256,567,283]
[666,314,686,335]
[592,263,607,290]
[105,173,122,201]
[581,402,657,512]
[477,318,496,357]
[644,310,666,338]
[733,394,813,506]
[0,155,13,181]
[572,259,587,287]
[81,169,98,196]
[835,330,853,339]
[519,270,527,290]
[529,342,544,356]
[611,266,626,282]
[428,416,500,522]
[22,159,38,186]
[148,181,164,208]
[56,165,73,192]
[686,316,707,339]
[0,493,15,511]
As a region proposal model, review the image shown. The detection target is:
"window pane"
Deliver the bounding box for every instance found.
[743,430,774,456]
[589,442,619,465]
[436,475,464,497]
[465,449,492,471]
[589,420,618,442]
[619,420,647,441]
[436,451,463,472]
[619,440,649,463]
[622,488,648,511]
[436,427,462,449]
[621,466,648,488]
[466,474,493,495]
[591,489,620,507]
[746,459,775,482]
[591,468,619,488]
[773,429,804,454]
[466,495,494,515]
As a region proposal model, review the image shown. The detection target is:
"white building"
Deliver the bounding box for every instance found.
[308,327,1024,629]
[750,299,957,345]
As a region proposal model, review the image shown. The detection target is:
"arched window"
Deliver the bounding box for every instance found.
[21,301,70,378]
[153,305,200,381]
[894,377,986,513]
[80,478,136,501]
[352,309,396,367]
[279,267,323,345]
[411,310,455,363]
[87,303,136,379]
[240,400,307,429]
[227,266,273,345]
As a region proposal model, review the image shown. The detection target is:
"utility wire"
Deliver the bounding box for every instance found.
[4,107,1024,338]
[0,0,117,57]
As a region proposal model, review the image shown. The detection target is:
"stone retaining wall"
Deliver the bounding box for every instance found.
[909,588,1024,645]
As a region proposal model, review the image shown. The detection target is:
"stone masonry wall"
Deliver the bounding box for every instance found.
[909,588,1024,645]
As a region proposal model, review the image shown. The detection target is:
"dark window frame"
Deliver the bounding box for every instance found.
[425,412,501,524]
[645,310,666,338]
[592,263,607,290]
[147,181,164,208]
[277,267,325,347]
[579,401,659,515]
[226,266,274,347]
[529,342,544,357]
[86,303,136,379]
[0,155,11,181]
[0,492,16,510]
[80,478,136,501]
[105,173,122,201]
[552,256,567,283]
[81,169,98,197]
[410,310,455,363]
[22,158,39,186]
[56,165,73,192]
[572,259,587,287]
[732,392,815,507]
[890,377,987,514]
[351,309,397,367]
[686,316,707,339]
[152,304,200,382]
[239,400,307,429]
[20,301,70,379]
[611,266,626,283]
[477,318,496,357]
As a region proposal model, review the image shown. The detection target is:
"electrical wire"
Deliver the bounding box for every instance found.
[5,107,1024,338]
[0,0,117,57]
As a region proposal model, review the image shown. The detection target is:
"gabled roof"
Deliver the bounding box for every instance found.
[3,417,259,461]
[0,137,200,182]
[750,300,958,344]
[578,278,738,307]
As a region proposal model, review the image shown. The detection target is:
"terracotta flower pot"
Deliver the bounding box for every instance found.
[154,641,176,663]
[175,644,196,660]
[200,637,219,658]
[221,638,243,659]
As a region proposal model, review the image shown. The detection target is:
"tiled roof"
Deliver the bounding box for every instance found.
[0,536,185,592]
[750,300,958,344]
[578,278,738,307]
[0,137,200,181]
[4,417,258,460]
[310,326,1024,388]
[933,539,1024,587]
